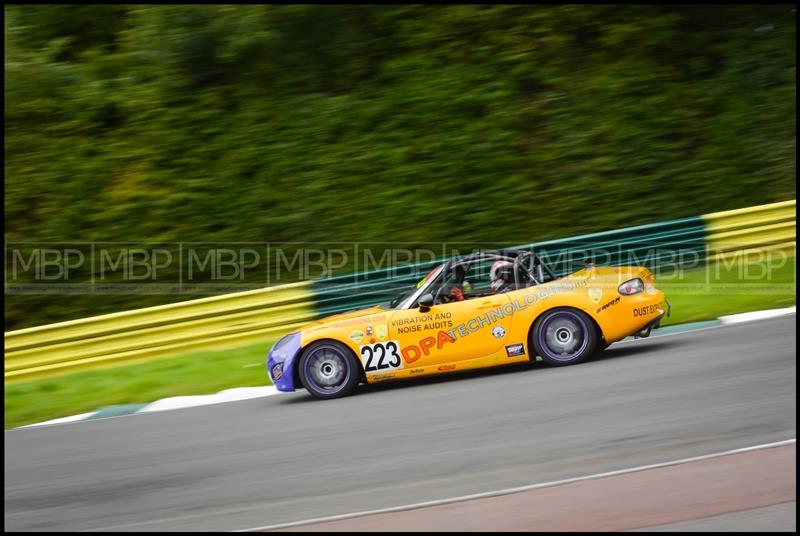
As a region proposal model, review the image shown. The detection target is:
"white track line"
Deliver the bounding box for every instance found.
[137,386,280,413]
[235,438,796,532]
[719,306,796,324]
[18,411,98,428]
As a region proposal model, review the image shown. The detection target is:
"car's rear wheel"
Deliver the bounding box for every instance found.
[532,308,597,366]
[298,340,360,399]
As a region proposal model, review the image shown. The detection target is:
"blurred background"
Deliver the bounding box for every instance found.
[5,4,796,330]
[3,5,796,430]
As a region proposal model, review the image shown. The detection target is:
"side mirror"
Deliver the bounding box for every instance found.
[418,293,434,312]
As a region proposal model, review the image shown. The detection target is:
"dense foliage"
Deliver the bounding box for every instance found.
[4,5,796,329]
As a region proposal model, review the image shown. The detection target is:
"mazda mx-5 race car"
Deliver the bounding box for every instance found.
[267,249,668,399]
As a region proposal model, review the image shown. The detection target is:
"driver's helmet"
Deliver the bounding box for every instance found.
[490,260,515,292]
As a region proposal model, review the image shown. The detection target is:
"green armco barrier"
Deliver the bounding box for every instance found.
[518,215,708,274]
[311,215,708,317]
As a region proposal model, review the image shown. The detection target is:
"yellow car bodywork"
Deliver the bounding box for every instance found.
[296,265,666,384]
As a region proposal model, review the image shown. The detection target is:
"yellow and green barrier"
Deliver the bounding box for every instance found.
[5,282,315,382]
[703,200,796,262]
[4,199,795,383]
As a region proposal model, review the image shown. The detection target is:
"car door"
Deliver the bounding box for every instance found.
[388,292,513,367]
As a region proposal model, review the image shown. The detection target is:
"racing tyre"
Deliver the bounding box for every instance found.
[298,340,361,399]
[532,308,598,366]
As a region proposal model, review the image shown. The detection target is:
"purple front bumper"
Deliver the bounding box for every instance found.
[266,332,302,392]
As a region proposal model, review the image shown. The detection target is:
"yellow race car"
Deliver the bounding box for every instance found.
[267,249,668,399]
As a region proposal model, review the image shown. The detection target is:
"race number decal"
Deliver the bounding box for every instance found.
[360,341,404,373]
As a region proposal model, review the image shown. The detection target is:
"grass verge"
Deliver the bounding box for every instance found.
[658,255,795,325]
[5,256,795,429]
[5,341,277,430]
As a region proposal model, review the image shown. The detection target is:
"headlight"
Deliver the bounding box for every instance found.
[271,333,296,353]
[619,278,644,295]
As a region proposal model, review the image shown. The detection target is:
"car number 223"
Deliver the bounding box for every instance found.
[359,341,403,373]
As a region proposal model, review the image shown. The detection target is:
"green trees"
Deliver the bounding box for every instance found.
[4,5,796,329]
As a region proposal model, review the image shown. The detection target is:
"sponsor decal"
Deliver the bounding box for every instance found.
[391,312,453,326]
[409,368,425,375]
[360,341,404,372]
[271,363,283,380]
[376,325,388,340]
[391,312,453,334]
[492,326,506,339]
[366,326,373,336]
[505,343,525,357]
[438,364,456,371]
[371,373,396,381]
[402,331,455,364]
[350,330,364,343]
[633,303,663,317]
[445,280,588,343]
[596,295,620,314]
[588,287,603,303]
[396,321,453,334]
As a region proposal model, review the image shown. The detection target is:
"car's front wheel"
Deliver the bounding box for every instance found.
[531,308,598,366]
[298,340,361,399]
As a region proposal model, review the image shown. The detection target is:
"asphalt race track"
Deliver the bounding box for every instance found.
[5,315,796,531]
